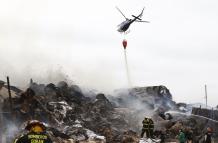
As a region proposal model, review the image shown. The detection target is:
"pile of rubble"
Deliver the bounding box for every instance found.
[1,81,135,143]
[0,80,218,143]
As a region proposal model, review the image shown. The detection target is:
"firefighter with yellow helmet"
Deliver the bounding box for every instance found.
[14,120,52,143]
[141,117,154,138]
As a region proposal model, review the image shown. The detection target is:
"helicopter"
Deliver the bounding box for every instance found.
[116,7,149,33]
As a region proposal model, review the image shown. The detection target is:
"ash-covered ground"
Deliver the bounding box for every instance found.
[0,80,218,143]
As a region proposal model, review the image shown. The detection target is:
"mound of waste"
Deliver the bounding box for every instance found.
[0,80,218,143]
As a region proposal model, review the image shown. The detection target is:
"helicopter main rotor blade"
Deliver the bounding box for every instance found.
[116,6,128,20]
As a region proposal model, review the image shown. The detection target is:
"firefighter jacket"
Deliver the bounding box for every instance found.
[142,118,154,130]
[14,131,52,143]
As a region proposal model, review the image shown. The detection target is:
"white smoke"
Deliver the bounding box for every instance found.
[0,111,20,143]
[111,89,160,132]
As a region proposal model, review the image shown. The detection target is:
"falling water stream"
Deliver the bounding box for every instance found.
[124,49,132,87]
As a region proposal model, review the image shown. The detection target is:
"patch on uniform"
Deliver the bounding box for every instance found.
[30,139,44,143]
[28,135,47,139]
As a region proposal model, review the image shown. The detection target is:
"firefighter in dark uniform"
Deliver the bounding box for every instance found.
[204,127,213,143]
[14,120,53,143]
[141,117,154,138]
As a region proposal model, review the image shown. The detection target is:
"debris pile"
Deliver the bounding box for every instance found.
[1,81,130,143]
[0,80,218,142]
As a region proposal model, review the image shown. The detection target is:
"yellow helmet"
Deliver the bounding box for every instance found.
[25,120,46,132]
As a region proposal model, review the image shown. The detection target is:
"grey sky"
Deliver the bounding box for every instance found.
[0,0,218,106]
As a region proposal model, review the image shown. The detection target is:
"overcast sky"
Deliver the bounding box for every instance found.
[0,0,218,106]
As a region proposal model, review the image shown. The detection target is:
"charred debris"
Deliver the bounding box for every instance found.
[0,78,218,143]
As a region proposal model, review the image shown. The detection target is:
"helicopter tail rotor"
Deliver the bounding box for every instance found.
[132,15,142,20]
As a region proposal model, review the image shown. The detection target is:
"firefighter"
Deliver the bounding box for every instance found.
[141,117,154,138]
[177,129,186,143]
[204,127,213,143]
[14,120,53,143]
